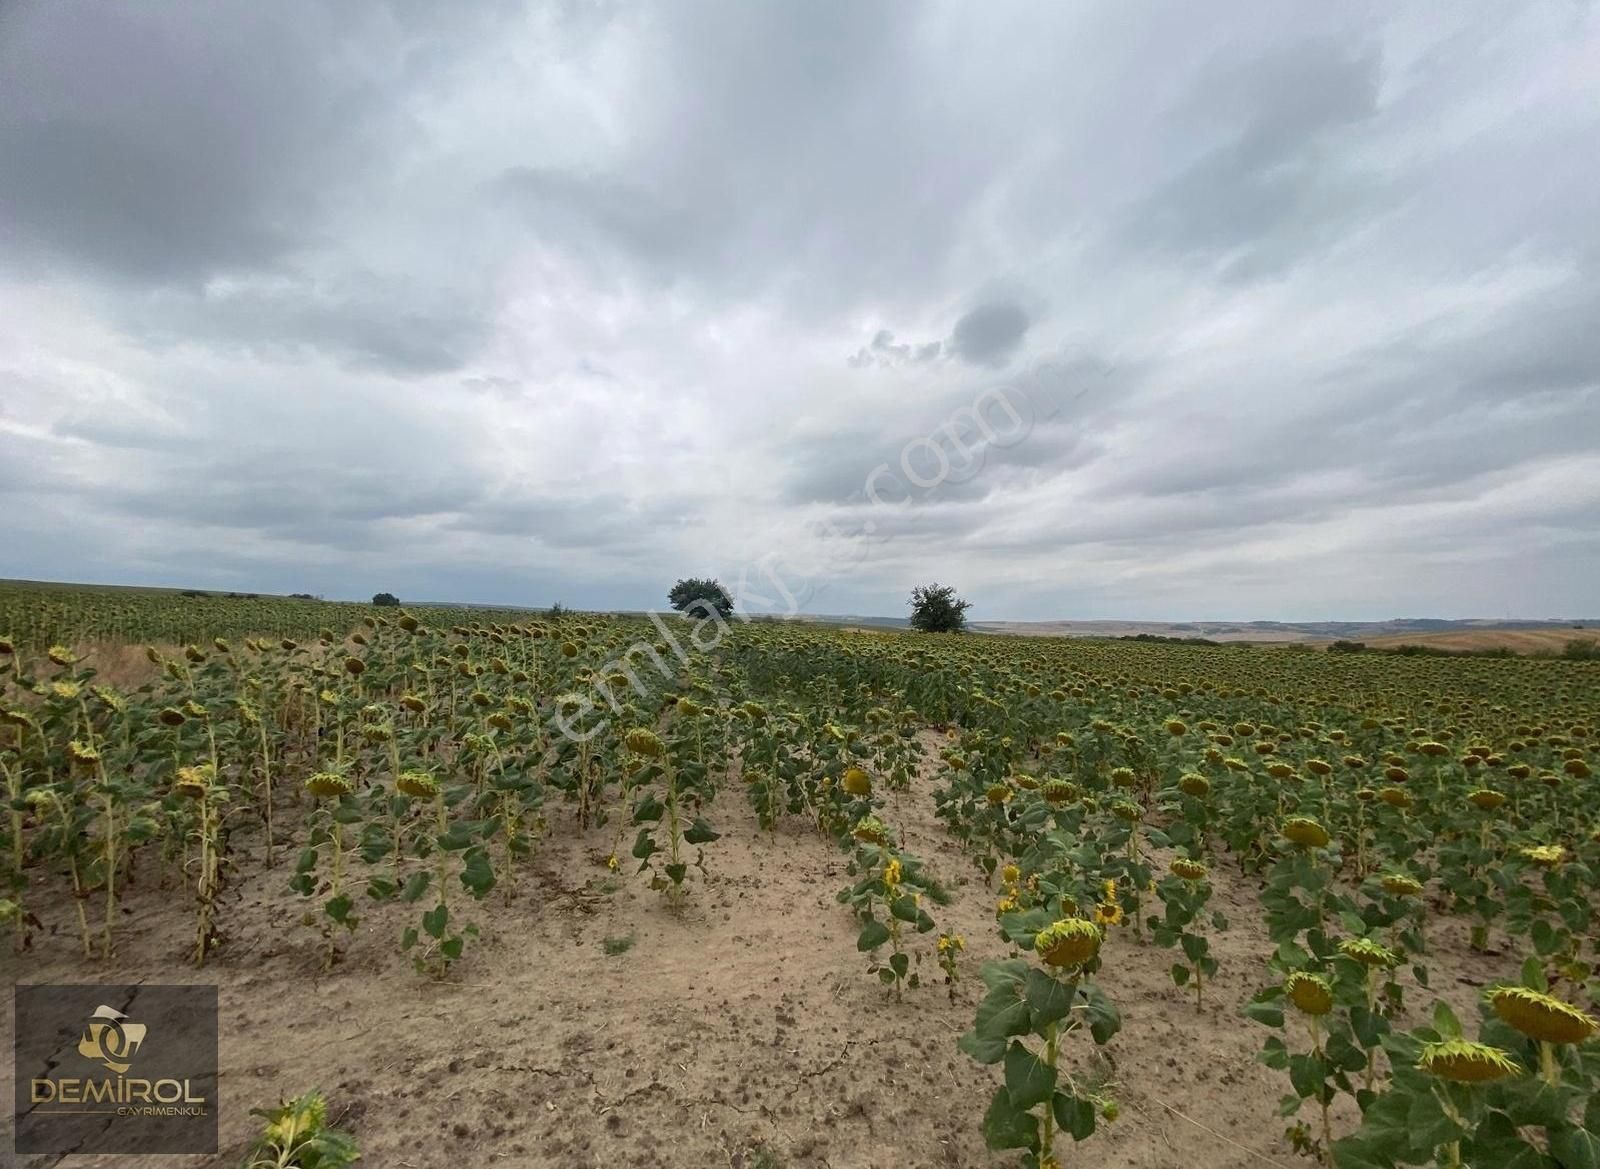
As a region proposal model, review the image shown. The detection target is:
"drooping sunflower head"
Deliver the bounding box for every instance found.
[157,706,187,727]
[1520,844,1565,868]
[1282,817,1330,849]
[1284,972,1334,1016]
[1179,773,1211,797]
[1418,1040,1520,1084]
[1170,858,1208,881]
[400,694,427,713]
[1339,938,1398,968]
[1305,758,1333,777]
[1112,799,1142,823]
[396,771,439,799]
[1109,766,1136,788]
[67,740,101,768]
[1164,719,1187,737]
[47,645,78,668]
[304,771,354,799]
[624,728,665,758]
[1380,873,1423,897]
[986,784,1012,805]
[851,815,890,846]
[1467,789,1506,812]
[841,768,871,796]
[1488,987,1596,1045]
[1041,779,1078,806]
[174,763,216,799]
[1034,917,1102,970]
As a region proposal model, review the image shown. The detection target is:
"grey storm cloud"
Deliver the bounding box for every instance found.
[849,297,1033,370]
[1,1,1597,620]
[948,302,1033,367]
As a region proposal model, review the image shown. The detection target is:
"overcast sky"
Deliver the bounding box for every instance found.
[2,3,1597,621]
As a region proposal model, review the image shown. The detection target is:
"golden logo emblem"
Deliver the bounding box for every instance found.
[77,1005,148,1075]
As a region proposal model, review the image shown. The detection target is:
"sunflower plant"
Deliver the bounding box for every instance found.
[1331,985,1600,1169]
[959,914,1122,1169]
[837,821,937,1000]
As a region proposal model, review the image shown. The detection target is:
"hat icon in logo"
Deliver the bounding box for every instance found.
[78,1005,147,1074]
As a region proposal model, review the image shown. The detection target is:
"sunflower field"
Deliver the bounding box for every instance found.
[3,580,1598,1168]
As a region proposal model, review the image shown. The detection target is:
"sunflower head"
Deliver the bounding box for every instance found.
[1179,773,1210,797]
[1000,862,1021,885]
[1170,858,1208,881]
[1419,1040,1520,1084]
[1164,719,1187,737]
[47,645,78,667]
[1285,972,1334,1016]
[851,815,890,846]
[1378,787,1413,809]
[1488,987,1596,1045]
[1109,766,1136,788]
[396,771,438,799]
[304,771,354,799]
[1034,918,1102,970]
[1520,844,1565,868]
[624,728,665,758]
[1339,938,1398,968]
[1041,779,1078,806]
[841,768,871,796]
[1467,789,1506,812]
[985,784,1012,805]
[1304,758,1333,777]
[157,706,187,727]
[1380,873,1423,897]
[1282,817,1330,849]
[174,764,216,799]
[1112,799,1142,823]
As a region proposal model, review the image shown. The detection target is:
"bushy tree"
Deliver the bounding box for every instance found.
[372,592,400,607]
[669,577,734,620]
[908,582,970,633]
